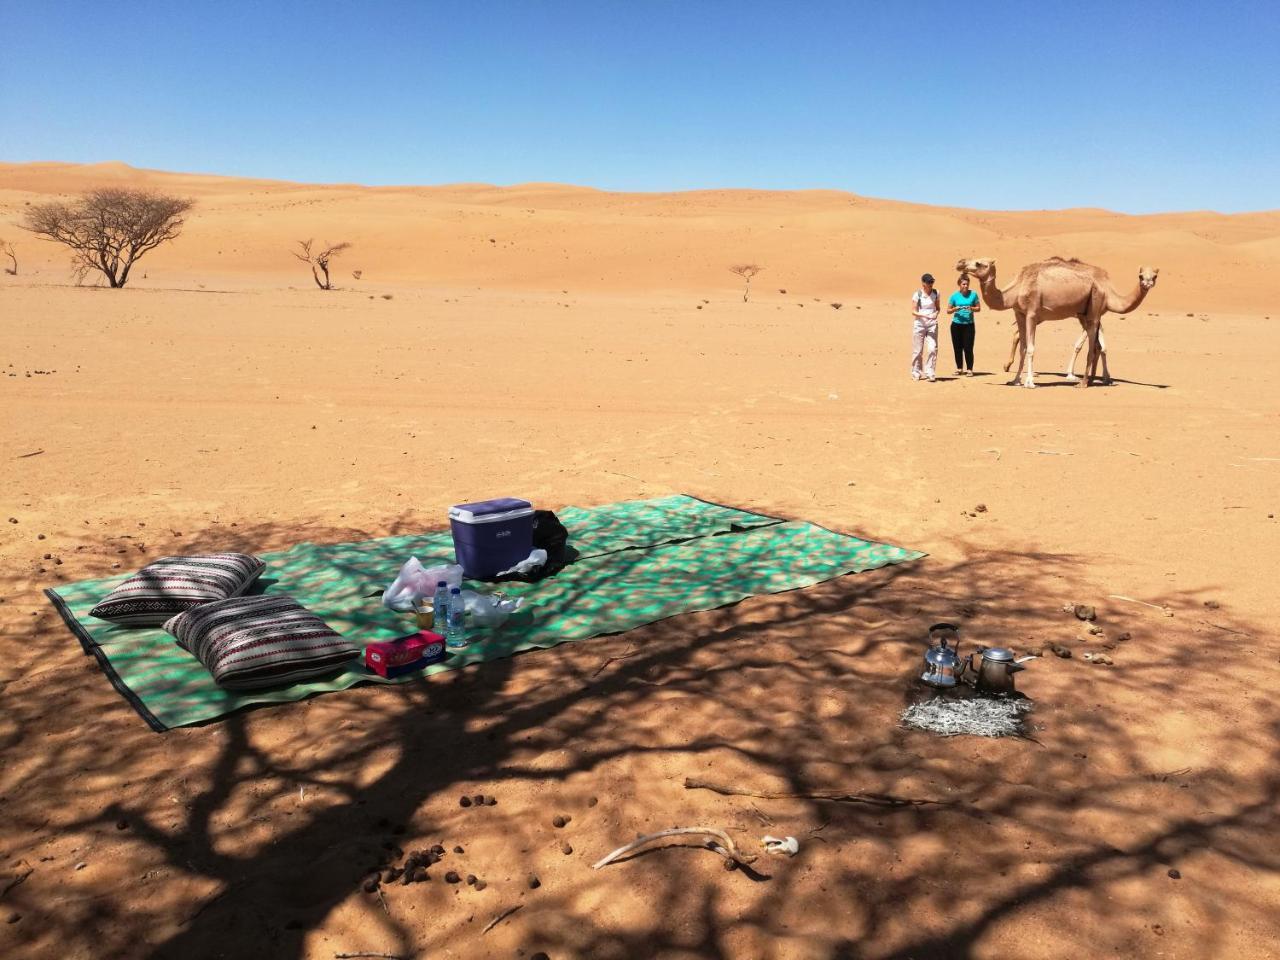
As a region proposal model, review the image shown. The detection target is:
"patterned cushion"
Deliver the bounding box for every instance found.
[164,594,358,690]
[89,553,265,626]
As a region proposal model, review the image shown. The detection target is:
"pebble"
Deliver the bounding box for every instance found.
[430,844,445,857]
[530,953,550,960]
[527,873,541,889]
[1116,632,1131,642]
[7,913,20,924]
[444,870,461,884]
[453,845,464,854]
[75,861,87,871]
[1088,625,1102,636]
[473,878,486,891]
[551,814,570,828]
[975,504,987,513]
[1074,604,1096,622]
[116,819,129,830]
[37,533,45,540]
[411,867,429,883]
[460,795,474,807]
[587,796,598,807]
[1204,600,1220,610]
[560,841,573,855]
[1168,868,1181,879]
[484,795,497,806]
[466,874,477,885]
[1052,644,1073,659]
[472,794,485,806]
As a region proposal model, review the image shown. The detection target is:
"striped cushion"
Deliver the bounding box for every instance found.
[89,553,265,626]
[164,594,358,690]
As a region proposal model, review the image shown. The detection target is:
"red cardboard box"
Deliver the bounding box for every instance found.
[365,630,446,677]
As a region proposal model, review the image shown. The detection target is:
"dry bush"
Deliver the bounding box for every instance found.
[728,263,763,302]
[0,238,16,275]
[21,189,192,287]
[292,239,352,290]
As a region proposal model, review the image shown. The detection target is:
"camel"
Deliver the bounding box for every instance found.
[1000,263,1160,384]
[955,257,1158,388]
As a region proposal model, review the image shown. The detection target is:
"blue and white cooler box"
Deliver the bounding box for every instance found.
[448,497,536,579]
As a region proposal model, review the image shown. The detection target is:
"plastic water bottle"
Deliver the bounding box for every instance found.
[432,580,450,633]
[446,586,467,647]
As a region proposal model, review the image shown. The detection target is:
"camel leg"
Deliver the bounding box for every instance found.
[1065,329,1086,382]
[1003,328,1020,373]
[1007,313,1027,385]
[1079,319,1103,388]
[1098,327,1111,384]
[1021,310,1038,388]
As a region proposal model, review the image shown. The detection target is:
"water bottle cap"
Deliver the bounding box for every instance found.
[450,587,461,595]
[437,580,447,587]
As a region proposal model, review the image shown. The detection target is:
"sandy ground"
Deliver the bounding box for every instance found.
[1,163,1279,960]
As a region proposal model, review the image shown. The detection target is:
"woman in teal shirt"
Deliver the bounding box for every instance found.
[947,274,981,375]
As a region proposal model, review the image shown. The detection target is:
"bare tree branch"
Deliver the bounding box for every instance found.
[293,239,351,290]
[729,264,764,302]
[0,238,16,275]
[21,189,192,288]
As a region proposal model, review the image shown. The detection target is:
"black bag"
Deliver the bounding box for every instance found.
[492,509,576,583]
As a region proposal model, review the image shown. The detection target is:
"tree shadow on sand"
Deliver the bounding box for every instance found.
[1,514,1276,960]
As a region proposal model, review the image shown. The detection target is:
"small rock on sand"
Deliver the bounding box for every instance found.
[444,870,461,884]
[1074,604,1096,622]
[560,841,573,855]
[975,504,987,513]
[1052,644,1073,659]
[527,873,541,889]
[1116,632,1131,641]
[473,878,486,891]
[551,814,570,828]
[1168,868,1181,879]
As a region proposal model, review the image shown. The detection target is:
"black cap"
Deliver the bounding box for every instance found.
[921,273,935,284]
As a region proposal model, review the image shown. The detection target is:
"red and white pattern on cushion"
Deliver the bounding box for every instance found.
[89,553,265,626]
[164,594,358,690]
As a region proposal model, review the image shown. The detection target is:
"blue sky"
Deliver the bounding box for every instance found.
[4,0,1277,212]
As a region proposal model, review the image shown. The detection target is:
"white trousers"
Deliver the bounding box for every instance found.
[911,318,938,379]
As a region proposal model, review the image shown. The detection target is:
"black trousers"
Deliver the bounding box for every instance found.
[950,322,975,370]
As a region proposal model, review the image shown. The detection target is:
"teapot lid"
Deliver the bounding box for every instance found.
[981,646,1016,662]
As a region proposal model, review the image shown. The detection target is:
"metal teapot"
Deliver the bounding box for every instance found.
[971,646,1037,695]
[920,622,969,688]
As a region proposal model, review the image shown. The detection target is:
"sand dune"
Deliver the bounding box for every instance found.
[3,161,1276,306]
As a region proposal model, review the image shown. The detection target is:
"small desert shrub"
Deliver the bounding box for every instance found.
[381,294,393,300]
[352,269,363,280]
[830,302,843,310]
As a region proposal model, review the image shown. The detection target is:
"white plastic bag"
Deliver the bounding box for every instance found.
[382,558,463,612]
[457,589,525,628]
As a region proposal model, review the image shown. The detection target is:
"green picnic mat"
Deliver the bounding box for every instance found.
[45,495,922,731]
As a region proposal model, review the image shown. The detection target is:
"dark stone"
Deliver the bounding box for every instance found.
[453,845,464,854]
[1168,868,1181,879]
[484,795,497,806]
[460,796,472,807]
[551,815,569,828]
[474,878,486,891]
[560,841,573,855]
[116,819,129,830]
[527,873,540,889]
[472,794,485,806]
[445,870,461,884]
[431,844,445,857]
[466,874,477,885]
[587,796,598,807]
[1074,604,1096,622]
[411,867,429,883]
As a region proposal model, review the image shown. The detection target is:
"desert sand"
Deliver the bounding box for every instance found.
[1,162,1278,960]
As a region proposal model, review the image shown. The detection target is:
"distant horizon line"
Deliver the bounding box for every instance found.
[3,158,1277,219]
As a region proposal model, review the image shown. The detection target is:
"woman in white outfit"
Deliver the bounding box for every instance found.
[910,272,940,381]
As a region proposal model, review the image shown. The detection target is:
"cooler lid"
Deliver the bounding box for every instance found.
[449,497,533,524]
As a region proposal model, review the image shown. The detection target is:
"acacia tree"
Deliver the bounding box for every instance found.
[729,263,763,302]
[22,189,192,288]
[292,239,351,290]
[0,239,15,275]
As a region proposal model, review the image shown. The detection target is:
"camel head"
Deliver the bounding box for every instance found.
[955,257,996,280]
[1139,265,1159,290]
